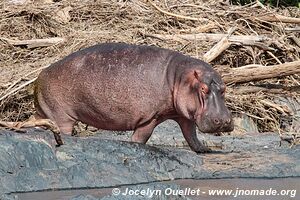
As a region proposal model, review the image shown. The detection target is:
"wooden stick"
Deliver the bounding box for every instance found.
[252,0,266,9]
[220,60,300,84]
[203,27,236,62]
[145,33,270,43]
[169,3,211,11]
[233,85,300,94]
[2,65,49,96]
[285,27,300,32]
[260,99,293,115]
[233,86,277,94]
[0,37,65,48]
[290,36,300,47]
[203,37,231,63]
[147,0,207,22]
[0,117,63,146]
[0,121,25,132]
[0,78,37,101]
[179,22,216,33]
[267,51,282,64]
[257,14,300,24]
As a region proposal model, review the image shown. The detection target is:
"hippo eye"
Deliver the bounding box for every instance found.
[200,84,209,94]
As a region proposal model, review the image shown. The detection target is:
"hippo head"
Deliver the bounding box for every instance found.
[174,64,234,134]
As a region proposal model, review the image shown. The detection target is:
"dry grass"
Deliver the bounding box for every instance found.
[0,0,299,133]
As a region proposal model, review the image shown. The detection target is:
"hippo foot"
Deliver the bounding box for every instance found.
[193,146,212,154]
[54,133,74,147]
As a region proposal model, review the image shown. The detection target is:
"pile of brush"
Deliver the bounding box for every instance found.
[0,0,299,135]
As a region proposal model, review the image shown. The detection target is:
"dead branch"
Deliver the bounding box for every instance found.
[220,60,300,84]
[285,27,300,32]
[267,51,282,64]
[145,33,270,43]
[233,85,300,95]
[0,78,37,102]
[260,99,293,115]
[233,86,280,94]
[203,37,231,63]
[0,116,63,145]
[290,36,300,48]
[203,27,236,62]
[256,14,300,24]
[179,22,217,33]
[0,37,65,48]
[2,65,49,96]
[0,121,25,132]
[147,0,208,22]
[251,0,267,9]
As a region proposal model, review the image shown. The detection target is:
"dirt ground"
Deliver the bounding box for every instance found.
[0,0,299,135]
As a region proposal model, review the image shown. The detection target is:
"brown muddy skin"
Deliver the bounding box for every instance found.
[34,43,233,153]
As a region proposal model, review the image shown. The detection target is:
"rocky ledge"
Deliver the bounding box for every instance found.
[0,121,299,199]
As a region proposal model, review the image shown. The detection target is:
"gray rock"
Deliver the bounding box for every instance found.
[0,129,201,194]
[94,120,283,151]
[71,194,99,200]
[94,120,186,147]
[0,194,19,200]
[0,128,299,197]
[232,114,259,134]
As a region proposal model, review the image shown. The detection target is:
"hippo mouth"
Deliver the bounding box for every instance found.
[196,122,233,134]
[195,113,234,134]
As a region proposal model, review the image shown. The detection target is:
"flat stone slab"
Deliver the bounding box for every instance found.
[0,127,299,197]
[4,178,300,200]
[0,129,201,195]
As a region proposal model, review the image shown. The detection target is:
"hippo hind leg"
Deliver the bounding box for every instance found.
[45,113,76,145]
[34,106,76,145]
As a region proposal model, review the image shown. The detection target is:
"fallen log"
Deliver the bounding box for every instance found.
[220,60,300,84]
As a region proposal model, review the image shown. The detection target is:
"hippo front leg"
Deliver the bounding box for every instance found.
[175,117,211,153]
[131,119,158,144]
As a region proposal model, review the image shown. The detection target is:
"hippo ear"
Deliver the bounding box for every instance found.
[194,70,200,80]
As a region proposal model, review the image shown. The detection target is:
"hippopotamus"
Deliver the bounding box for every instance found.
[33,43,233,153]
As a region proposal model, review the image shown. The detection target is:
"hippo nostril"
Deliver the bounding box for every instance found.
[213,118,220,125]
[225,118,231,125]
